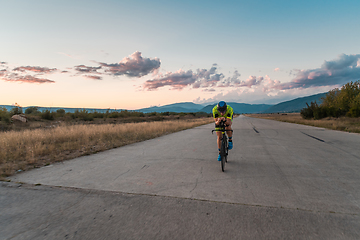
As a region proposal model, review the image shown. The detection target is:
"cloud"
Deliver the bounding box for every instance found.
[74,65,102,73]
[276,53,360,90]
[83,75,102,80]
[97,51,161,77]
[13,66,57,74]
[238,76,264,88]
[216,70,241,88]
[143,69,197,90]
[274,68,280,72]
[214,72,264,89]
[2,74,55,84]
[202,88,216,92]
[143,64,224,90]
[0,69,7,76]
[1,64,58,84]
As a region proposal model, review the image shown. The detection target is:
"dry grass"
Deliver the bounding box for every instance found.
[246,113,360,133]
[0,118,213,179]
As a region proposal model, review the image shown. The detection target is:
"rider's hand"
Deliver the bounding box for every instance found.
[216,117,225,124]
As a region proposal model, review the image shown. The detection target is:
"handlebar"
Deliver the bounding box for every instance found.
[212,120,234,134]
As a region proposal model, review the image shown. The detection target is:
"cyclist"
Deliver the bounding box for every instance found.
[213,101,234,161]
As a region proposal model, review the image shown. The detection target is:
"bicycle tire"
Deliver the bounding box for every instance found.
[224,134,228,163]
[220,135,226,172]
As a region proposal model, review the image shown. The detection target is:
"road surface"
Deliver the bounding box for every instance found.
[2,115,360,239]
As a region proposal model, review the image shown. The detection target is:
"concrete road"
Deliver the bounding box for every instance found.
[2,115,360,239]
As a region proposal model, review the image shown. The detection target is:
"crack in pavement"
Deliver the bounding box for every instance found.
[300,131,325,142]
[190,167,203,194]
[6,182,358,217]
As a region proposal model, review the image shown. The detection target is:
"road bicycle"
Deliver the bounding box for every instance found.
[212,120,233,172]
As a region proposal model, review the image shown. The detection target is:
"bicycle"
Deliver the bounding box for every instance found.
[212,120,233,172]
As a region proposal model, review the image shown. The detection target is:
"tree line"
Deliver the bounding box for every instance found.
[301,81,360,119]
[0,106,211,125]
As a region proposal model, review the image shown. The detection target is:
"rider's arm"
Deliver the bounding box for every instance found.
[213,107,226,124]
[225,107,234,120]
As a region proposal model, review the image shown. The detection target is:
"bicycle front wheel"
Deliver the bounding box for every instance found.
[220,137,226,172]
[224,136,228,163]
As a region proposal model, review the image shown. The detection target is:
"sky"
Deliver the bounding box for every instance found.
[1,0,360,110]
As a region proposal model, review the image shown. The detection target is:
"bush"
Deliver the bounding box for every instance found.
[25,107,40,115]
[0,108,10,124]
[41,110,55,120]
[74,109,94,121]
[302,81,360,119]
[300,101,327,120]
[147,112,158,117]
[10,106,23,116]
[92,111,104,118]
[56,109,66,117]
[301,103,314,119]
[161,111,170,116]
[108,112,121,118]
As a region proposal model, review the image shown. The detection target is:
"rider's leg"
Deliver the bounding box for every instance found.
[216,131,222,150]
[225,118,233,150]
[225,118,233,138]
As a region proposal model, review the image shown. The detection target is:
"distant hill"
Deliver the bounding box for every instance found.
[1,92,330,114]
[200,102,273,114]
[136,102,205,113]
[261,92,327,113]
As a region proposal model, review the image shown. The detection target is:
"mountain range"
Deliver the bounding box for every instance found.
[261,92,327,113]
[1,92,328,114]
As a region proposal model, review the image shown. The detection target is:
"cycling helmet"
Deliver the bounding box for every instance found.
[217,101,227,113]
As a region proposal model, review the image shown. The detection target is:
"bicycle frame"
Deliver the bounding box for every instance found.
[212,120,233,172]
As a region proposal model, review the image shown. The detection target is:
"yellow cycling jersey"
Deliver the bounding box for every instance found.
[212,105,234,120]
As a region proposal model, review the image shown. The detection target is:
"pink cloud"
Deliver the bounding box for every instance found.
[144,69,197,90]
[0,69,7,76]
[84,75,102,80]
[143,65,224,90]
[274,54,360,90]
[2,75,55,84]
[74,65,101,73]
[13,66,57,74]
[98,51,161,77]
[238,76,264,87]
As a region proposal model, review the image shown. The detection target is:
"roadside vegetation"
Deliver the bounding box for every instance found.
[0,106,211,131]
[247,81,360,134]
[246,113,360,133]
[0,107,213,180]
[300,81,360,119]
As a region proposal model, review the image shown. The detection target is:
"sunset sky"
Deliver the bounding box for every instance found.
[1,0,360,110]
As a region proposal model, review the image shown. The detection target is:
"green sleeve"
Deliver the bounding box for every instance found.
[212,106,219,118]
[226,106,233,119]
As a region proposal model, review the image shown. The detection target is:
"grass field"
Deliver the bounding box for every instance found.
[246,113,360,133]
[0,118,213,180]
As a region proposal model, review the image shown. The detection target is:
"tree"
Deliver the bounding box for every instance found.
[25,107,40,115]
[348,94,360,117]
[10,103,23,116]
[302,81,360,119]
